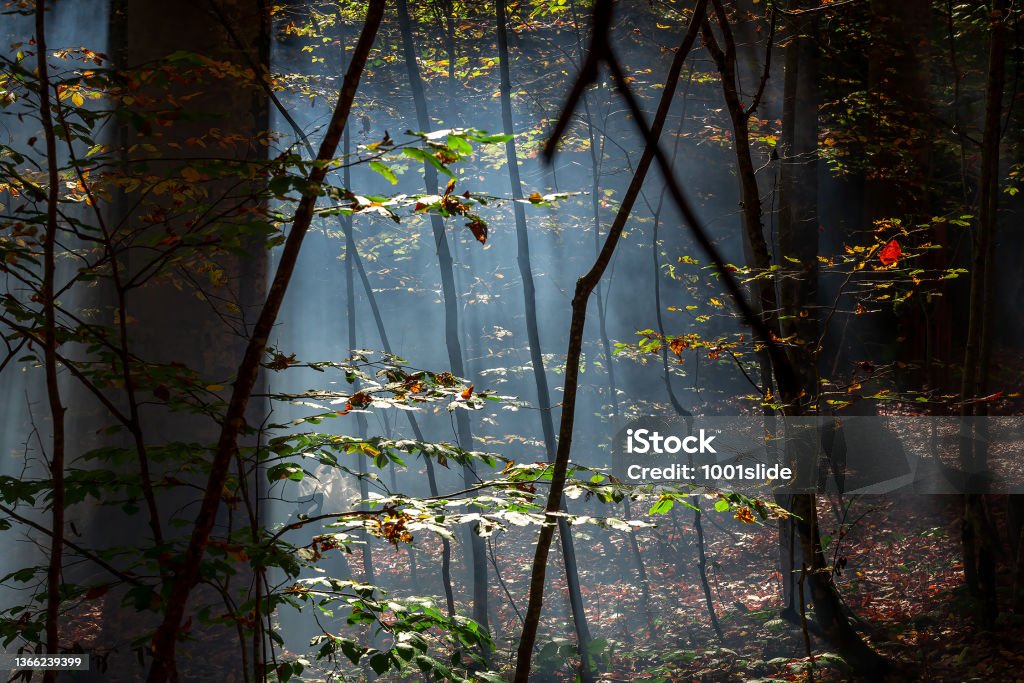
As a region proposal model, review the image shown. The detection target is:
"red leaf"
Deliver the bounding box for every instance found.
[467,219,488,245]
[961,391,1004,405]
[669,338,687,358]
[879,239,902,266]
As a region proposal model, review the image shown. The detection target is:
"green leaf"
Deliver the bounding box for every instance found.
[464,131,512,143]
[714,499,730,513]
[403,147,454,178]
[649,497,675,515]
[369,652,391,675]
[369,160,398,185]
[446,134,473,155]
[393,643,417,662]
[339,638,363,665]
[267,463,305,482]
[414,654,455,678]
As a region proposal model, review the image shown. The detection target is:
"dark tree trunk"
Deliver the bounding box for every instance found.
[35,6,67,679]
[342,125,376,589]
[961,0,1006,622]
[395,0,490,635]
[568,2,654,621]
[865,0,937,379]
[513,3,708,678]
[495,0,595,678]
[776,0,819,616]
[93,0,274,677]
[647,78,721,639]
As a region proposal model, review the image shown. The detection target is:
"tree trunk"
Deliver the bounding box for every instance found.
[395,0,490,635]
[865,0,935,378]
[97,0,272,676]
[961,0,1006,622]
[513,3,707,678]
[342,124,376,589]
[495,1,596,678]
[776,0,819,617]
[35,5,67,677]
[647,82,722,638]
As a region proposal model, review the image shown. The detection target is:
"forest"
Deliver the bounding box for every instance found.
[2,0,1024,680]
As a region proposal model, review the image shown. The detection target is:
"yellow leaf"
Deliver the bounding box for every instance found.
[206,384,225,391]
[181,167,202,182]
[71,92,85,107]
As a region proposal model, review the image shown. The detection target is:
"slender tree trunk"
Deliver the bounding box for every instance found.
[395,0,489,634]
[862,0,934,382]
[36,5,67,677]
[569,0,620,430]
[571,0,645,585]
[961,0,1006,622]
[776,0,819,616]
[649,102,723,641]
[513,4,707,678]
[699,10,778,342]
[341,125,376,589]
[340,205,455,615]
[334,162,454,611]
[495,1,596,678]
[692,494,723,641]
[777,7,819,395]
[271,0,453,618]
[146,4,385,678]
[568,2,654,621]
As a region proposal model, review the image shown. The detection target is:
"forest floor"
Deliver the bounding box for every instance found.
[56,395,1024,683]
[546,493,1024,682]
[374,490,1024,682]
[56,491,1024,682]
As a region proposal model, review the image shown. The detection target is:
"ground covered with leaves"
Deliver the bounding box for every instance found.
[312,491,1020,682]
[576,494,1024,682]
